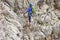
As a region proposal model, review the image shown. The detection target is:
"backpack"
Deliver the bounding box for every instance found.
[32,6,35,13]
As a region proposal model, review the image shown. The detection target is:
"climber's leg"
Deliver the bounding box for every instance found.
[29,16,31,22]
[28,16,31,26]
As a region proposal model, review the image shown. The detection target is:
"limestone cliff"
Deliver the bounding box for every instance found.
[0,0,60,40]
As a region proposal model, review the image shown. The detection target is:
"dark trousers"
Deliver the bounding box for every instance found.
[28,16,31,22]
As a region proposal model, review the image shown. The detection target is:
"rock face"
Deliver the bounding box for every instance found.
[3,0,15,8]
[54,0,60,9]
[46,0,54,5]
[0,0,60,40]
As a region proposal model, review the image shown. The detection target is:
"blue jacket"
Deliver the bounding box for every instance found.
[26,7,32,16]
